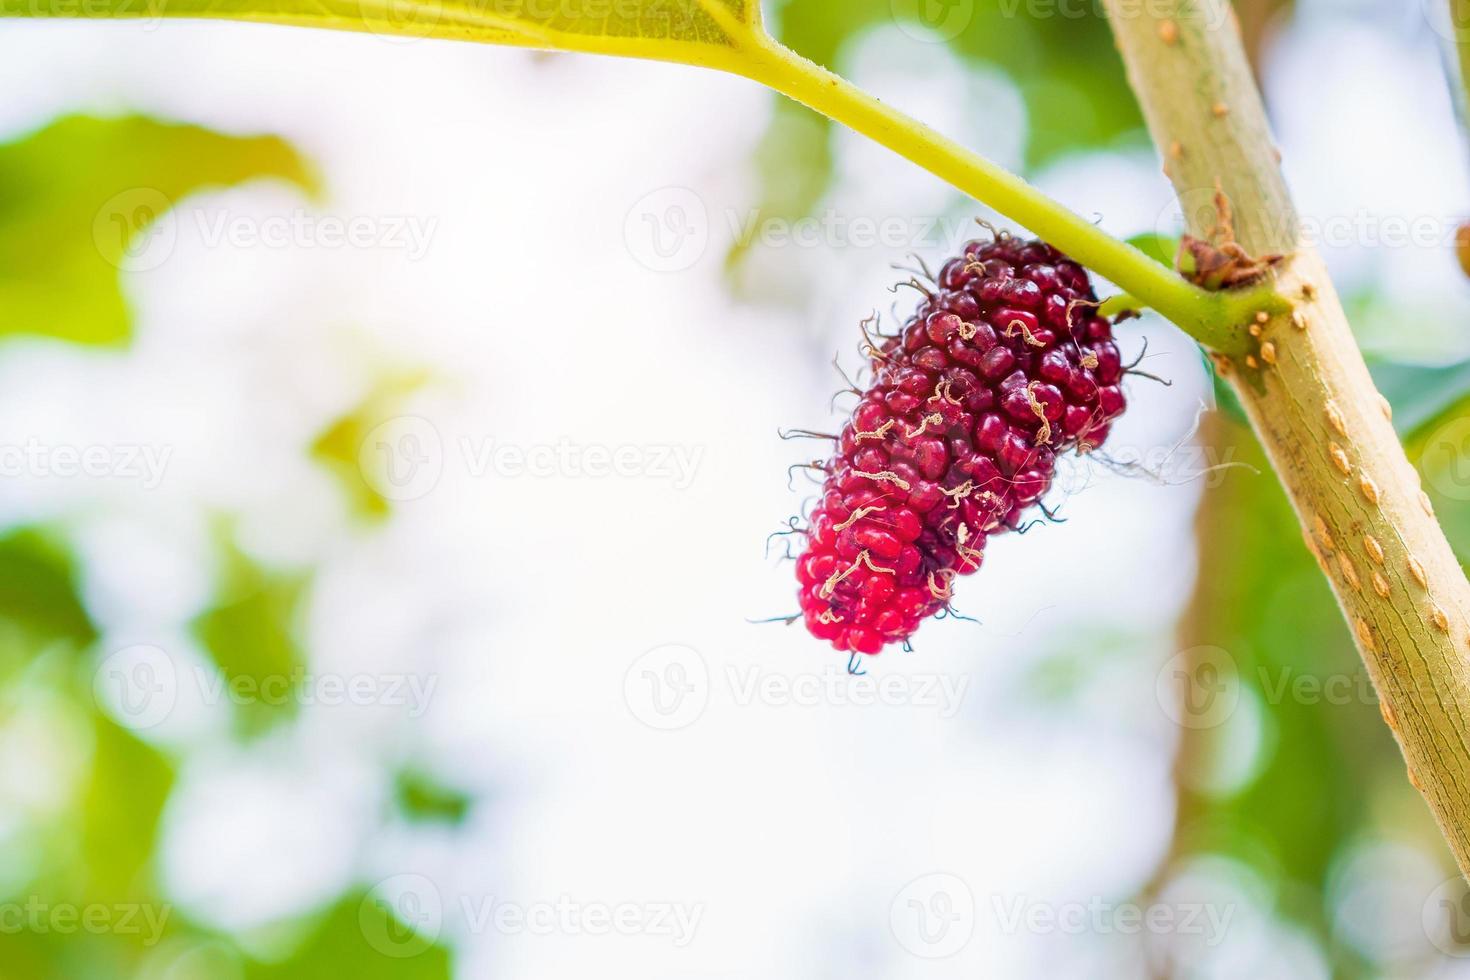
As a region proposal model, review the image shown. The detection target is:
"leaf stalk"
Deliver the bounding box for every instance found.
[737,33,1271,352]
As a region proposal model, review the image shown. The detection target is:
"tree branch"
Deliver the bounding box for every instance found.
[1106,0,1470,875]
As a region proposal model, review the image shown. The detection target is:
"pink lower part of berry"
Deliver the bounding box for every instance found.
[793,235,1127,655]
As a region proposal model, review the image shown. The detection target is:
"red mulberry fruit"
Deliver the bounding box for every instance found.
[793,234,1127,657]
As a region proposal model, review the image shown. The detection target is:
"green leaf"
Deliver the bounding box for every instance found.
[0,527,96,654]
[311,371,432,522]
[723,100,832,289]
[779,0,1141,169]
[1379,358,1470,567]
[0,115,316,346]
[1370,356,1470,439]
[191,542,309,737]
[245,890,452,980]
[394,768,472,825]
[1126,232,1177,269]
[1,710,177,978]
[78,712,176,903]
[0,527,97,690]
[2,0,763,68]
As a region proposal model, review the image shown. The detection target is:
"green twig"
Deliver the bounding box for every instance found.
[736,34,1268,351]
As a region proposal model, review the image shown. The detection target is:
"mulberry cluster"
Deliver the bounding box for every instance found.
[794,235,1127,657]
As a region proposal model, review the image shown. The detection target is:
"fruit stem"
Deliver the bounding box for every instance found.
[1107,0,1470,879]
[736,33,1267,353]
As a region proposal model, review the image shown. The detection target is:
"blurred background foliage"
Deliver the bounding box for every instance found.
[0,116,458,978]
[0,117,316,346]
[1,0,1469,978]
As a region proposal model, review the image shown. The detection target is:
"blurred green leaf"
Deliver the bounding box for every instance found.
[394,769,472,825]
[0,528,172,978]
[724,101,833,278]
[0,115,317,345]
[1370,357,1470,439]
[0,709,177,979]
[245,890,452,979]
[1360,356,1470,565]
[0,528,96,683]
[775,0,883,67]
[311,371,431,522]
[783,0,1140,169]
[0,527,96,645]
[78,712,175,903]
[192,542,309,737]
[1125,232,1177,268]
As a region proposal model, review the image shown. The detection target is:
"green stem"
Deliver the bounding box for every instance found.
[1099,293,1141,318]
[1452,0,1470,122]
[736,34,1261,351]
